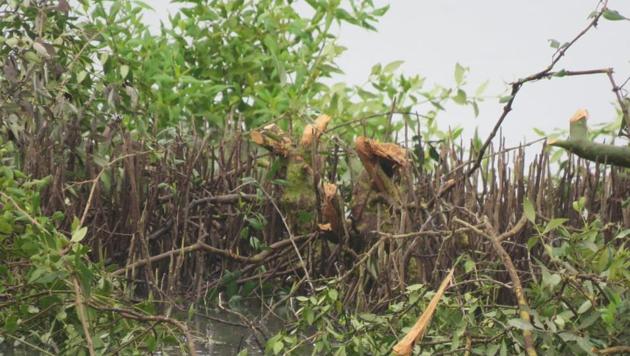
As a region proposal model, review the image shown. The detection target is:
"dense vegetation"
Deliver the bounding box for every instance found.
[0,0,628,355]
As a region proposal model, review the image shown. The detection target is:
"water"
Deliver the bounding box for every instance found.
[189,304,279,355]
[0,303,284,355]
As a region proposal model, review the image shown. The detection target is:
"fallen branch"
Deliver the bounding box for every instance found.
[392,268,455,356]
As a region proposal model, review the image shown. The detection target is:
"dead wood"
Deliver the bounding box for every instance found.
[392,268,454,356]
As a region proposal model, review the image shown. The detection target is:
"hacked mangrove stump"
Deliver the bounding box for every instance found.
[251,115,345,244]
[354,136,408,203]
[549,109,630,168]
[351,137,409,241]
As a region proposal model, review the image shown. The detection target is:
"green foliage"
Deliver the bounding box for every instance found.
[1,0,627,354]
[0,141,186,354]
[268,212,629,354]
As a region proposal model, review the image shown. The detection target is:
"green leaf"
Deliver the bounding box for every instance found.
[554,69,567,77]
[533,128,546,137]
[452,89,467,105]
[523,198,536,223]
[0,219,13,234]
[615,229,630,239]
[370,63,382,75]
[77,71,87,84]
[543,218,567,234]
[576,336,595,354]
[372,5,390,16]
[454,63,466,85]
[507,318,533,330]
[273,339,283,354]
[554,315,566,329]
[24,51,42,63]
[5,37,18,48]
[71,216,80,231]
[475,80,489,96]
[486,344,500,356]
[464,259,475,273]
[577,300,592,314]
[572,197,586,213]
[383,60,404,73]
[527,236,539,250]
[500,340,508,356]
[542,269,561,289]
[120,65,130,79]
[358,313,379,322]
[603,9,626,21]
[71,226,88,242]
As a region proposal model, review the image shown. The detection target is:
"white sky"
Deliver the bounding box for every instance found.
[145,1,630,146]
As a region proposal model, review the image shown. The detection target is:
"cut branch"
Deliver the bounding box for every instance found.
[549,109,630,168]
[392,268,455,356]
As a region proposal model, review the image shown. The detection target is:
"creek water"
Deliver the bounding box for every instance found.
[184,304,282,355]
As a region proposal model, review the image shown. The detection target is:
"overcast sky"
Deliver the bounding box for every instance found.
[145,1,630,146]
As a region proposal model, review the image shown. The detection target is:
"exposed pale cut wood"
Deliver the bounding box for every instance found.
[301,114,331,146]
[250,124,292,156]
[355,136,408,168]
[569,108,588,123]
[355,136,407,199]
[392,268,454,356]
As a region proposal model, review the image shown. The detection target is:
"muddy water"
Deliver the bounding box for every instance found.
[187,304,281,355]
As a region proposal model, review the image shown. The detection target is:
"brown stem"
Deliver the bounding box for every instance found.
[111,234,310,276]
[433,0,611,203]
[454,218,537,356]
[593,346,630,355]
[72,277,96,356]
